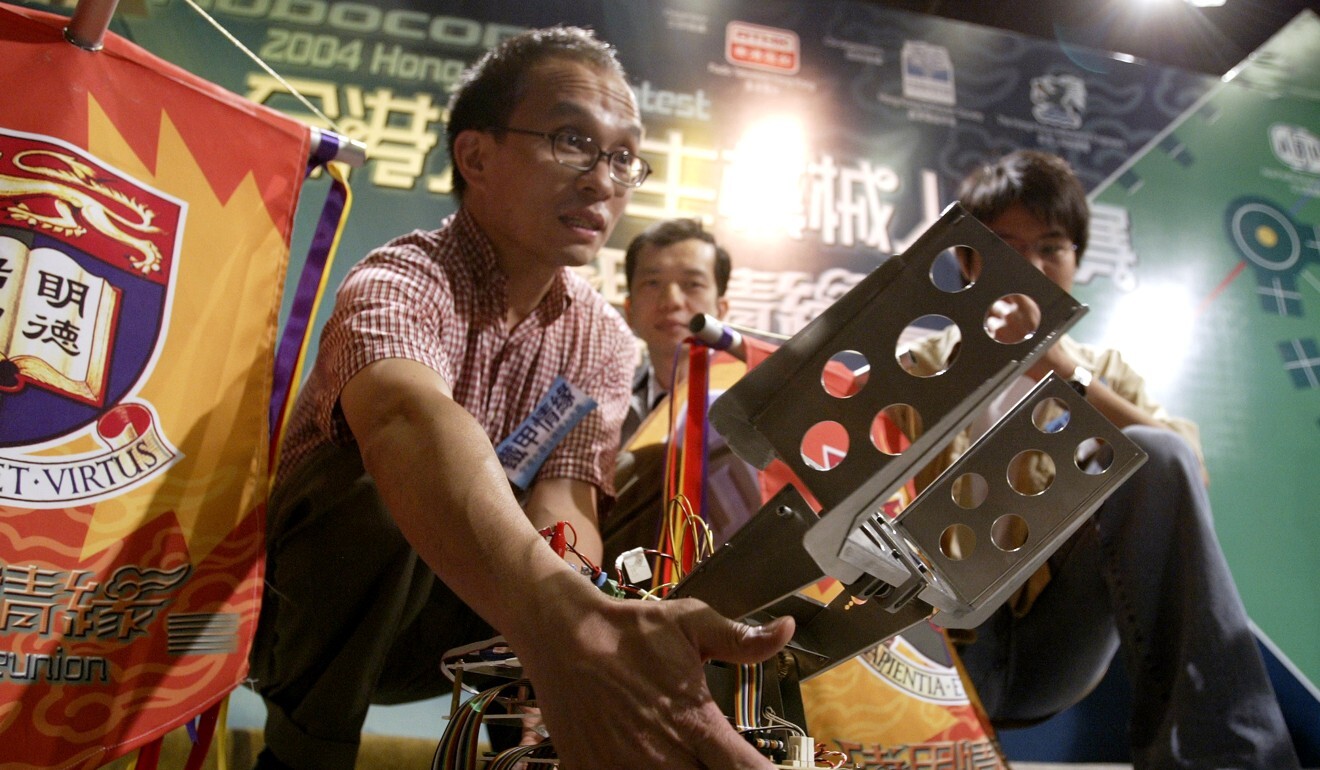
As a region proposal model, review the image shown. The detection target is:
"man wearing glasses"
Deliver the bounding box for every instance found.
[249,26,792,770]
[904,150,1298,769]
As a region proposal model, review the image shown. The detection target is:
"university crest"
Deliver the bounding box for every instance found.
[0,128,182,507]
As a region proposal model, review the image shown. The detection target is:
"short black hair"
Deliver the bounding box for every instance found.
[446,26,626,200]
[624,218,732,296]
[957,150,1090,263]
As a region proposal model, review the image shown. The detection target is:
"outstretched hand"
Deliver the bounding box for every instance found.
[984,294,1077,382]
[509,581,795,770]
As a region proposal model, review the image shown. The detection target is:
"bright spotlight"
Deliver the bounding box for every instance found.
[720,116,808,237]
[1102,281,1197,394]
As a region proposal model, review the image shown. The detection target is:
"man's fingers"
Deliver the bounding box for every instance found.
[683,606,795,664]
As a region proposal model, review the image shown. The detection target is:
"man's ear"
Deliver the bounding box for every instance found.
[452,130,488,190]
[623,296,636,327]
[716,295,730,321]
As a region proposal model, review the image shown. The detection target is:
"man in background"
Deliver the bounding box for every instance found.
[907,149,1298,769]
[606,218,762,563]
[619,218,733,443]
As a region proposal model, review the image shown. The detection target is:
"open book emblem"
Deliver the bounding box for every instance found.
[1,128,181,449]
[0,236,122,407]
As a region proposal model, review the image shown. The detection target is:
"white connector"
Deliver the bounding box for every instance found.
[784,735,814,768]
[616,547,652,585]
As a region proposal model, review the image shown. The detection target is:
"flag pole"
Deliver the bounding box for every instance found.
[64,0,119,51]
[310,126,367,169]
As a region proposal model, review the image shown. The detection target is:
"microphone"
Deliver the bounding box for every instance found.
[688,314,746,361]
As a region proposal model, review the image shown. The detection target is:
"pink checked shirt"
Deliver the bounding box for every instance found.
[277,208,634,497]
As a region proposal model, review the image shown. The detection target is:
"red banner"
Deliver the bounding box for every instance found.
[0,5,308,767]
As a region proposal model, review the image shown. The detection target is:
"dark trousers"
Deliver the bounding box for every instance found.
[958,426,1299,770]
[249,444,496,770]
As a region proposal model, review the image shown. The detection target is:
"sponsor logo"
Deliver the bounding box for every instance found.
[0,128,182,507]
[901,41,955,105]
[725,21,800,74]
[1031,73,1087,130]
[1271,124,1320,175]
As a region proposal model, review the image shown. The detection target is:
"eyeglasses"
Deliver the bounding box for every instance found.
[490,127,652,188]
[1001,237,1076,263]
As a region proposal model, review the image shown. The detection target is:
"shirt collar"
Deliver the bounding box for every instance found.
[453,207,572,324]
[643,360,668,410]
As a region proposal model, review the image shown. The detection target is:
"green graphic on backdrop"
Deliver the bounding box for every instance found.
[1080,12,1320,681]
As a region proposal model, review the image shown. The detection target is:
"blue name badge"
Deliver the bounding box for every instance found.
[495,376,597,489]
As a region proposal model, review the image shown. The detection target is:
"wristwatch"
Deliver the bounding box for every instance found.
[1067,364,1093,397]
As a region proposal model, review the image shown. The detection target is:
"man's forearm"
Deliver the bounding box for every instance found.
[343,360,603,641]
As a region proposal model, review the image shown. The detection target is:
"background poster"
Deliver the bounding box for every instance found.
[1083,10,1320,683]
[17,0,1315,702]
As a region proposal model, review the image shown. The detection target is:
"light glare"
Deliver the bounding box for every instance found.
[1100,282,1197,394]
[720,116,808,238]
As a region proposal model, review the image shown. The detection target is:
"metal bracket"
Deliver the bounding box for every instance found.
[684,202,1148,671]
[711,203,1091,580]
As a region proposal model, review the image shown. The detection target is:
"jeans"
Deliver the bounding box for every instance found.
[958,426,1299,770]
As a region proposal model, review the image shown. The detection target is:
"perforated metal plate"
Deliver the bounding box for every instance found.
[850,376,1146,628]
[709,202,1091,582]
[681,203,1150,671]
[674,375,1147,673]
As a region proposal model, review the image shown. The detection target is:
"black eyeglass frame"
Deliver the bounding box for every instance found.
[488,126,652,188]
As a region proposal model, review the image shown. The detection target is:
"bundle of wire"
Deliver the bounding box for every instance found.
[483,741,557,770]
[432,678,543,770]
[653,341,718,592]
[652,341,769,744]
[735,709,853,767]
[732,663,764,730]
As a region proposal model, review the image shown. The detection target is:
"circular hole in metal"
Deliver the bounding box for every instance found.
[991,514,1030,552]
[983,293,1041,344]
[897,315,959,377]
[1007,449,1055,496]
[930,246,980,293]
[800,421,849,472]
[1075,437,1116,475]
[1032,397,1072,433]
[940,524,977,561]
[951,472,989,509]
[822,350,869,398]
[871,404,922,456]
